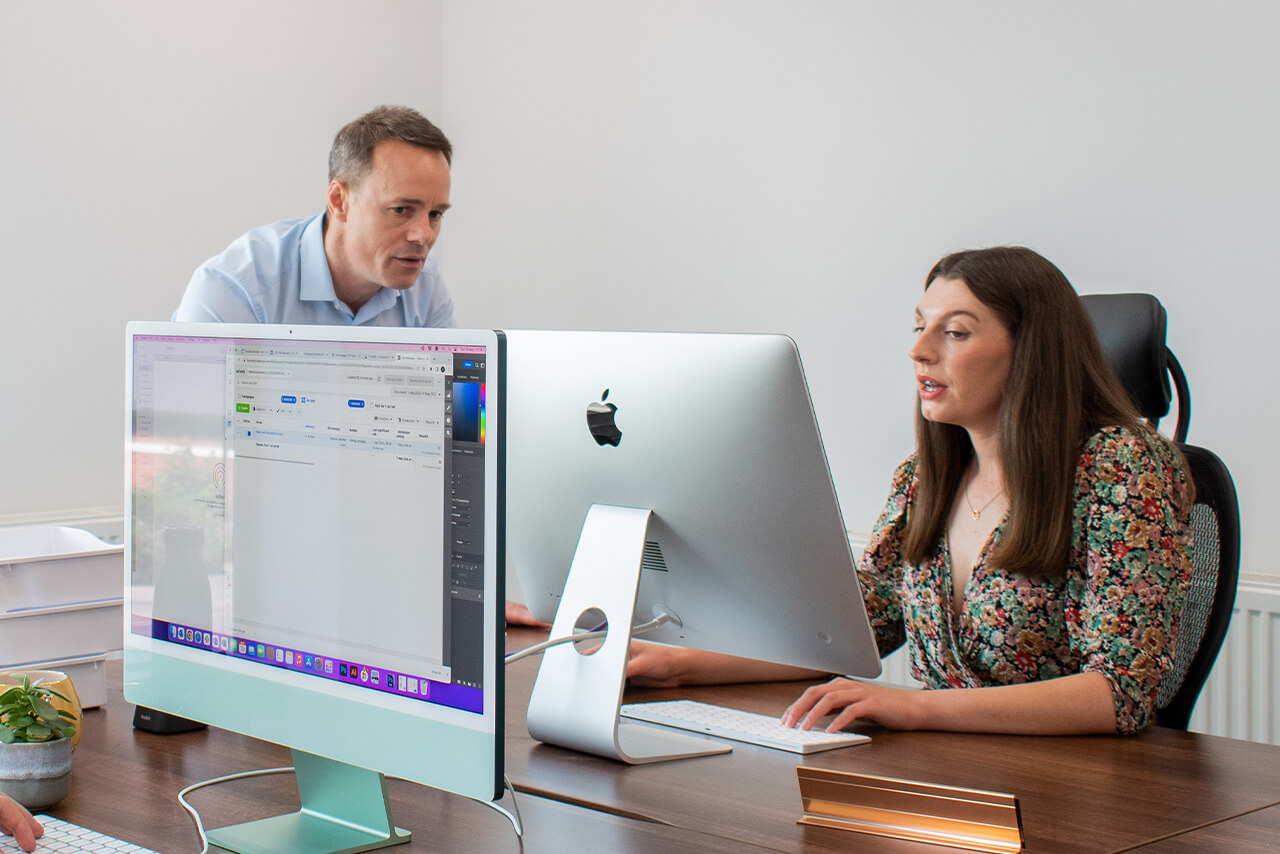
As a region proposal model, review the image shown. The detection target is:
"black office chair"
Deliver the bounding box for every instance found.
[1082,293,1241,730]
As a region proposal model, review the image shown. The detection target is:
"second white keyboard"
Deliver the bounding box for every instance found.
[0,815,160,853]
[620,700,871,754]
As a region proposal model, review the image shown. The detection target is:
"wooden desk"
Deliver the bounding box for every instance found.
[51,661,773,853]
[55,646,1280,853]
[1126,803,1280,852]
[504,627,1280,853]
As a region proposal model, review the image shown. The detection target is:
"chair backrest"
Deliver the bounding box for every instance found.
[1153,444,1240,729]
[1081,293,1190,443]
[1080,292,1240,730]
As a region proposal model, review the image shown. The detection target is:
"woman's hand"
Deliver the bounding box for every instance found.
[625,640,689,688]
[0,794,42,853]
[782,677,925,732]
[504,600,550,628]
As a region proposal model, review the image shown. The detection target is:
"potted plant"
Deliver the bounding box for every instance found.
[0,675,78,809]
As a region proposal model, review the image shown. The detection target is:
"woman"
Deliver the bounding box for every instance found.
[626,246,1193,736]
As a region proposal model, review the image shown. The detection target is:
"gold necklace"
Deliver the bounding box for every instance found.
[964,485,1005,521]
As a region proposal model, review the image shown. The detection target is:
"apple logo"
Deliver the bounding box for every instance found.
[586,388,622,447]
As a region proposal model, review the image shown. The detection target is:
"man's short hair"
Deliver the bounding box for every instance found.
[328,105,452,187]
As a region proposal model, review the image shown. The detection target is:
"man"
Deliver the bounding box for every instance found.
[175,105,544,627]
[174,105,455,326]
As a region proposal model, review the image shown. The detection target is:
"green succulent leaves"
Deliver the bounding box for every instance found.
[0,676,77,744]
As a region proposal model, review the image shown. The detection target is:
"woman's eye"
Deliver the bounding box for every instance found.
[945,330,969,339]
[911,325,924,335]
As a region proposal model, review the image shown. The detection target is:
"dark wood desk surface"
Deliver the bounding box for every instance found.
[1125,803,1280,852]
[52,660,773,853]
[504,627,1280,854]
[52,643,1280,854]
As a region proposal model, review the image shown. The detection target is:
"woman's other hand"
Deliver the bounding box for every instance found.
[504,600,551,628]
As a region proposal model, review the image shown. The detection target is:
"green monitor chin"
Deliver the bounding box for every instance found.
[124,323,505,852]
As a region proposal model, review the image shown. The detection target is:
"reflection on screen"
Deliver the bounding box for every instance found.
[130,336,491,714]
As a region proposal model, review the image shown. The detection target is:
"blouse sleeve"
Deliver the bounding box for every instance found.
[1068,428,1194,734]
[856,457,917,659]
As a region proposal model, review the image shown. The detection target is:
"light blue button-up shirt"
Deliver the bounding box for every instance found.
[173,214,456,327]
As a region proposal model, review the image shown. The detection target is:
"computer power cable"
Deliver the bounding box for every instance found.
[176,768,524,850]
[173,611,678,850]
[504,609,677,665]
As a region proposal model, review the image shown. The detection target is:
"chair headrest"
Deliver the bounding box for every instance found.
[1080,292,1173,420]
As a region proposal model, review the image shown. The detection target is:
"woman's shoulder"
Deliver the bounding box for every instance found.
[888,454,919,494]
[1076,424,1191,509]
[1079,424,1182,471]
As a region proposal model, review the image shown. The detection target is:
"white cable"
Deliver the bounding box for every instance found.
[174,612,675,849]
[178,766,525,848]
[505,612,674,665]
[177,765,295,854]
[480,775,525,837]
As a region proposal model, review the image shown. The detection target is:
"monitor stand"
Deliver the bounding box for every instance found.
[525,503,732,764]
[206,750,410,853]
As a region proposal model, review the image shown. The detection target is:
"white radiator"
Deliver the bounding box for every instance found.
[1188,581,1280,744]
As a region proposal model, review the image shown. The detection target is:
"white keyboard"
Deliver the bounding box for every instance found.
[620,700,871,754]
[0,816,160,853]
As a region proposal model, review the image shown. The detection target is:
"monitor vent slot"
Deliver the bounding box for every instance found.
[642,541,668,572]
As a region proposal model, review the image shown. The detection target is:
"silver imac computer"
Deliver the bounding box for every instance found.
[505,330,881,764]
[125,322,504,853]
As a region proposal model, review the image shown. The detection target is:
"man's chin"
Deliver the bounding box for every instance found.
[380,272,422,290]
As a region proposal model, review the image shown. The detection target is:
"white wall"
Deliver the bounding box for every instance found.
[3,2,1273,585]
[0,1,444,528]
[441,1,1276,580]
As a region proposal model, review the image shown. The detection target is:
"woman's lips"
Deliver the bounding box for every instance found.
[917,376,947,400]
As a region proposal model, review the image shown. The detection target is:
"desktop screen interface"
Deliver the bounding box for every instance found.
[129,334,491,716]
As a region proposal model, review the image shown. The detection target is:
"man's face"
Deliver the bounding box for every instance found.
[328,140,452,292]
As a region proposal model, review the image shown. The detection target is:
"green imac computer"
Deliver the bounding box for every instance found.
[124,322,504,853]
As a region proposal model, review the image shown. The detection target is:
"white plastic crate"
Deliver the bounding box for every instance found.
[2,654,110,709]
[0,600,123,665]
[0,526,123,612]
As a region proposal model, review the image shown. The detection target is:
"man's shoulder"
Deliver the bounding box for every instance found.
[211,215,317,269]
[195,214,321,295]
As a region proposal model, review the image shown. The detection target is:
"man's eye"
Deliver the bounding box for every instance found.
[429,210,445,221]
[390,206,410,215]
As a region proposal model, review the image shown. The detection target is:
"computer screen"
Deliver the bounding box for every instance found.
[124,322,504,849]
[504,330,880,763]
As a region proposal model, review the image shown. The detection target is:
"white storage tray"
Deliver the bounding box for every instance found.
[0,600,123,664]
[0,654,110,709]
[0,526,123,612]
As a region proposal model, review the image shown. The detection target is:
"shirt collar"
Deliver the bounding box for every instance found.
[299,212,404,324]
[299,213,341,304]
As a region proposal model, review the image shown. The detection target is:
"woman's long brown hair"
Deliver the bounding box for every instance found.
[901,247,1142,577]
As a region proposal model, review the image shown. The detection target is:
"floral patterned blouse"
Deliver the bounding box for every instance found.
[858,425,1193,734]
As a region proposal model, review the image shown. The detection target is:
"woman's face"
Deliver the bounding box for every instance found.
[910,277,1014,439]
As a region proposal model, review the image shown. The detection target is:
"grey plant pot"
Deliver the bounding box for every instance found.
[0,738,72,809]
